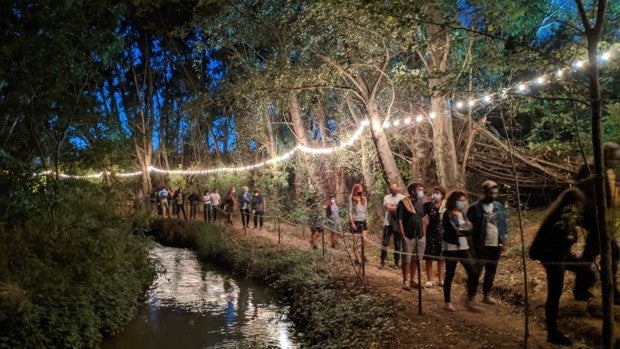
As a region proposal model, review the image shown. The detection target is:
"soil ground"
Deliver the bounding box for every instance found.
[198,209,618,348]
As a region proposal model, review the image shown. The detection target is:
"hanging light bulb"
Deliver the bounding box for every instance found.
[517,83,527,92]
[455,101,464,109]
[574,60,584,69]
[601,51,611,61]
[482,95,492,104]
[404,117,411,124]
[536,76,545,84]
[428,112,436,119]
[416,114,424,122]
[468,100,476,107]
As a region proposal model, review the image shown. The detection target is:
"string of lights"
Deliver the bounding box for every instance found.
[39,49,616,179]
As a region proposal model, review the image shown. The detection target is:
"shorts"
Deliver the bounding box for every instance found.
[311,226,324,234]
[159,198,169,206]
[401,236,426,264]
[352,221,367,234]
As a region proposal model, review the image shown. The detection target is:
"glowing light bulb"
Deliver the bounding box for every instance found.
[574,60,584,69]
[393,119,400,127]
[416,114,424,122]
[404,117,411,124]
[456,101,463,109]
[428,112,436,119]
[361,119,370,126]
[468,100,475,107]
[536,76,545,84]
[601,51,611,61]
[517,83,527,92]
[482,95,492,103]
[556,69,563,78]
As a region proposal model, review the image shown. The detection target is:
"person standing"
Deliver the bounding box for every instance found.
[238,186,252,228]
[309,197,324,250]
[210,188,221,223]
[442,190,480,312]
[467,180,508,305]
[188,190,200,220]
[423,186,446,288]
[158,186,170,218]
[203,189,213,222]
[251,189,266,230]
[223,187,236,226]
[530,188,585,346]
[325,196,342,249]
[396,182,426,290]
[381,183,405,269]
[174,188,187,220]
[575,142,620,303]
[348,183,369,265]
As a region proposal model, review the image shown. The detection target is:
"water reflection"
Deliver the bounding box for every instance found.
[104,245,299,349]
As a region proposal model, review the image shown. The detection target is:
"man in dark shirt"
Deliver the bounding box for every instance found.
[396,182,426,290]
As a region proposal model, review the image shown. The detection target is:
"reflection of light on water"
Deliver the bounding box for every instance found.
[146,245,299,348]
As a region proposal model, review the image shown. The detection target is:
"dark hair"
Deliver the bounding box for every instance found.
[445,190,467,211]
[432,186,446,197]
[407,182,423,196]
[538,188,585,234]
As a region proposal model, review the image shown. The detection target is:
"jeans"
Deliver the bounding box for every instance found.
[190,202,198,219]
[443,249,478,303]
[478,246,502,296]
[240,208,251,227]
[176,203,187,220]
[204,204,212,222]
[380,225,401,265]
[254,210,264,228]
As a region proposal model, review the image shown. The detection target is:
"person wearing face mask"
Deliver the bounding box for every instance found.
[325,197,342,248]
[348,183,369,265]
[396,182,426,290]
[381,183,405,269]
[466,180,508,305]
[442,190,480,312]
[423,186,446,288]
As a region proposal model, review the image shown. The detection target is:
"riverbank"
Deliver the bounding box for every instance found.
[149,218,399,348]
[149,214,618,348]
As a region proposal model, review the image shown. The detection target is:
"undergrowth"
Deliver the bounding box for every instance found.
[0,172,156,348]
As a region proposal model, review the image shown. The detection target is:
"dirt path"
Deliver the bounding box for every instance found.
[214,215,574,348]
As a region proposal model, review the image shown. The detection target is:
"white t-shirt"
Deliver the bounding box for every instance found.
[203,194,212,204]
[443,216,470,251]
[383,193,405,226]
[210,192,221,206]
[483,203,499,246]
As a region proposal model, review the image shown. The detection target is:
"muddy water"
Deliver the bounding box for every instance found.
[104,245,300,349]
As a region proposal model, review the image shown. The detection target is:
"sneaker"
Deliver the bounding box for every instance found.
[437,281,444,287]
[390,264,399,269]
[547,331,572,346]
[425,281,434,288]
[402,281,412,291]
[379,260,386,269]
[482,295,498,305]
[444,303,456,312]
[466,299,483,312]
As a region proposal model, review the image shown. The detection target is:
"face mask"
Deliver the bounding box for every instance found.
[330,199,336,204]
[416,191,424,199]
[456,201,466,210]
[357,191,362,196]
[431,193,442,202]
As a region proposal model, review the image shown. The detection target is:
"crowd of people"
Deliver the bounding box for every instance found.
[147,186,267,230]
[132,142,618,346]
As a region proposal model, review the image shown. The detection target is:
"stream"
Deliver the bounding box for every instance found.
[103,244,300,348]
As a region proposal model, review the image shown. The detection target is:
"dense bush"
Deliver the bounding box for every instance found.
[0,174,156,348]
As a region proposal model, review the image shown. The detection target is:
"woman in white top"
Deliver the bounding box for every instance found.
[348,183,369,265]
[441,190,480,312]
[203,190,213,222]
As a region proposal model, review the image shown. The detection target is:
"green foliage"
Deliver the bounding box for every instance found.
[0,170,156,348]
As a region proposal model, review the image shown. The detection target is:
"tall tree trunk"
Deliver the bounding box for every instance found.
[366,100,406,190]
[575,1,612,347]
[429,96,461,188]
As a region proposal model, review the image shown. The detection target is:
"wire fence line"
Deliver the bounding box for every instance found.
[153,202,600,268]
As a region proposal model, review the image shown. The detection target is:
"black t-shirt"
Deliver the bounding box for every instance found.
[396,198,425,239]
